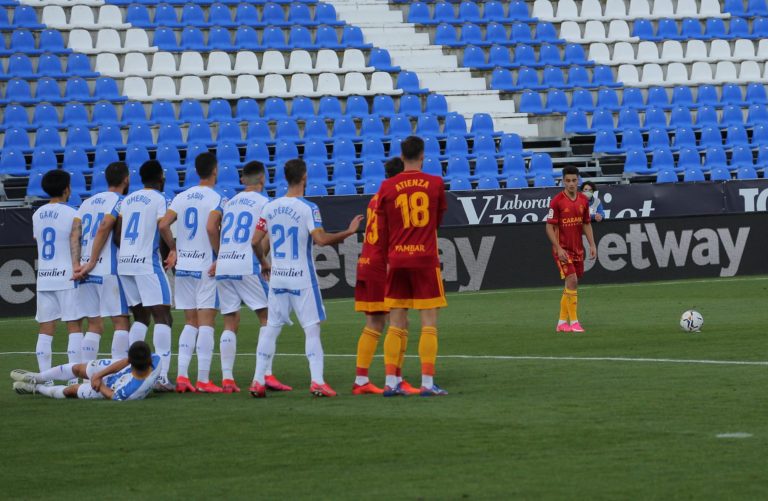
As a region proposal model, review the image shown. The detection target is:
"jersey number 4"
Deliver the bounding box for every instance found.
[395,192,430,229]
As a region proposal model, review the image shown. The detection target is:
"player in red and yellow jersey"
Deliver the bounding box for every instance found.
[375,136,448,397]
[545,165,597,333]
[352,158,408,395]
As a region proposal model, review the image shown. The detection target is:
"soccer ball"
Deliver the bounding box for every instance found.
[680,310,704,332]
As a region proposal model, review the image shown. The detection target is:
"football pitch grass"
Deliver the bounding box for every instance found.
[1,276,767,499]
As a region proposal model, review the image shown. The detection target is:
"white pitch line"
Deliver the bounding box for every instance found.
[0,352,765,366]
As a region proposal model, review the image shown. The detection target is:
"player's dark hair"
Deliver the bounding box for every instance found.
[384,157,404,179]
[562,165,580,177]
[581,180,597,191]
[105,161,129,188]
[41,169,70,198]
[284,159,307,186]
[401,136,425,161]
[139,160,164,185]
[195,151,217,179]
[128,341,152,372]
[242,160,265,186]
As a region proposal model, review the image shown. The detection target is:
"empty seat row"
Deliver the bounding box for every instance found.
[122,71,401,100]
[0,94,452,130]
[589,39,768,66]
[406,0,534,24]
[434,21,562,46]
[1,77,124,104]
[0,5,45,30]
[41,5,128,30]
[461,43,590,69]
[724,0,768,17]
[532,0,725,22]
[491,66,618,92]
[617,61,768,86]
[122,2,340,29]
[592,125,768,153]
[0,52,97,80]
[24,0,319,5]
[95,49,374,78]
[0,29,69,55]
[631,17,768,41]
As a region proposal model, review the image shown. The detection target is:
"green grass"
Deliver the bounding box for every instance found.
[1,276,767,499]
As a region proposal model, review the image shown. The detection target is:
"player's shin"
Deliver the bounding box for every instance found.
[383,326,404,389]
[152,323,172,378]
[397,330,408,383]
[304,323,324,385]
[220,330,237,381]
[565,288,578,323]
[196,326,215,383]
[559,292,569,324]
[254,326,279,385]
[418,327,438,388]
[81,332,101,364]
[177,325,198,379]
[355,327,381,385]
[35,384,67,399]
[66,332,83,384]
[35,334,53,373]
[111,329,129,359]
[128,321,148,345]
[35,363,77,383]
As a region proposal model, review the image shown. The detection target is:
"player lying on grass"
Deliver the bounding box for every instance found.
[11,341,160,401]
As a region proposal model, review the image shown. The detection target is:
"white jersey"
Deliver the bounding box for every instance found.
[257,197,323,290]
[76,191,122,276]
[169,186,223,273]
[109,354,161,401]
[216,190,270,277]
[32,203,78,291]
[117,189,167,276]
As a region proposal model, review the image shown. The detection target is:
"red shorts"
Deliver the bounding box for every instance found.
[385,267,447,310]
[354,274,388,314]
[554,255,584,279]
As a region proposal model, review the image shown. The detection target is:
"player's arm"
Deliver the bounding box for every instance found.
[206,210,222,276]
[251,220,271,280]
[583,220,597,260]
[74,214,117,279]
[436,181,448,227]
[158,209,177,270]
[90,358,130,391]
[311,215,364,247]
[546,223,568,262]
[70,217,82,274]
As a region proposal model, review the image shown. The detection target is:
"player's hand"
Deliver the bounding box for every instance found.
[208,261,216,277]
[164,250,177,271]
[347,215,364,234]
[91,376,102,391]
[594,214,603,222]
[261,261,271,282]
[557,247,569,263]
[589,245,597,260]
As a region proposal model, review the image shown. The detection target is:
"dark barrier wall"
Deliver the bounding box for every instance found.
[1,212,766,317]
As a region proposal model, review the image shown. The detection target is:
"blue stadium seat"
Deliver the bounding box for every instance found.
[304,118,329,140]
[94,145,119,171]
[65,126,92,149]
[0,149,27,176]
[519,91,545,113]
[234,3,259,26]
[245,141,269,164]
[316,3,342,25]
[13,5,44,28]
[748,0,768,16]
[332,138,357,161]
[423,156,443,176]
[407,1,431,23]
[343,26,371,49]
[486,23,509,45]
[697,85,719,107]
[445,135,469,157]
[126,145,150,170]
[618,108,641,130]
[289,96,315,120]
[730,145,754,169]
[372,95,396,118]
[736,166,758,179]
[361,159,384,182]
[361,138,385,159]
[4,127,31,151]
[477,176,500,189]
[571,89,595,111]
[483,0,506,21]
[747,105,768,128]
[234,26,261,50]
[672,127,697,150]
[332,159,357,182]
[597,89,621,111]
[264,97,288,119]
[564,110,592,134]
[621,88,645,109]
[3,104,29,128]
[334,182,358,195]
[276,119,300,141]
[209,2,235,27]
[306,161,329,184]
[533,173,555,187]
[669,106,693,129]
[361,116,385,138]
[126,4,152,27]
[651,147,674,174]
[450,176,472,191]
[63,146,89,172]
[472,134,496,156]
[646,127,669,151]
[513,44,536,67]
[363,179,382,194]
[655,169,678,183]
[416,114,440,136]
[490,68,514,91]
[5,54,34,79]
[623,148,649,174]
[304,140,329,162]
[35,127,61,149]
[709,166,732,181]
[683,167,705,182]
[506,175,528,188]
[153,27,179,50]
[26,172,48,198]
[725,125,749,147]
[704,146,727,171]
[32,103,58,128]
[445,112,467,136]
[681,18,703,40]
[62,103,87,128]
[542,67,567,90]
[643,107,668,130]
[462,45,487,68]
[676,147,700,172]
[219,121,244,144]
[346,95,370,118]
[31,147,57,172]
[96,124,123,148]
[397,71,427,94]
[751,123,768,145]
[315,25,341,49]
[540,43,564,67]
[332,116,357,138]
[156,144,182,172]
[473,155,500,179]
[246,120,271,143]
[529,152,553,177]
[591,108,615,131]
[594,130,621,154]
[368,48,399,72]
[545,89,569,114]
[181,3,209,26]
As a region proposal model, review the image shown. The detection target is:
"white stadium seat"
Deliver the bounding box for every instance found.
[179,76,205,99]
[635,41,660,64]
[67,29,93,51]
[235,74,261,97]
[95,29,121,51]
[757,39,768,59]
[582,21,607,43]
[652,0,674,18]
[559,22,582,41]
[124,52,151,76]
[675,0,699,18]
[261,51,287,73]
[41,6,68,28]
[179,52,205,75]
[234,52,260,74]
[342,72,368,94]
[708,40,732,62]
[690,62,715,84]
[613,42,639,64]
[315,50,340,72]
[714,61,738,83]
[737,61,761,83]
[150,76,177,100]
[123,77,149,99]
[316,72,342,95]
[70,5,96,28]
[555,0,578,20]
[665,63,689,85]
[588,43,611,64]
[532,0,554,20]
[289,50,315,72]
[341,49,368,72]
[289,73,316,96]
[207,75,234,98]
[640,64,665,86]
[261,74,288,97]
[699,0,726,16]
[151,52,178,76]
[661,41,684,63]
[207,52,233,75]
[685,40,709,62]
[732,40,756,62]
[628,0,651,17]
[95,53,121,76]
[607,20,634,41]
[618,65,640,85]
[96,6,128,29]
[370,72,400,94]
[125,29,155,52]
[580,0,603,20]
[603,0,628,20]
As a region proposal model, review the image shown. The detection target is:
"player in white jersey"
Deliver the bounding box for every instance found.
[249,159,363,398]
[159,152,224,394]
[71,162,131,365]
[116,160,174,391]
[11,341,161,401]
[31,170,85,379]
[206,161,291,393]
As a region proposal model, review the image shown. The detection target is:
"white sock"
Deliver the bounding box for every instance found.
[36,384,66,399]
[111,330,129,359]
[128,321,148,345]
[177,325,198,379]
[304,323,324,385]
[36,363,76,383]
[196,326,214,383]
[67,333,83,365]
[557,320,568,326]
[220,330,237,381]
[385,374,398,388]
[396,375,403,384]
[152,323,172,378]
[254,326,280,384]
[355,376,369,386]
[421,375,434,388]
[35,334,53,372]
[81,332,101,363]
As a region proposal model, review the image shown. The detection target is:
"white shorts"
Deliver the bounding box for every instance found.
[119,272,172,307]
[36,288,81,323]
[267,285,326,329]
[78,276,130,318]
[217,275,269,315]
[175,271,218,310]
[76,385,104,399]
[85,358,121,379]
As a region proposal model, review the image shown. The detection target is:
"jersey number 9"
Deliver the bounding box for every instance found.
[184,208,198,240]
